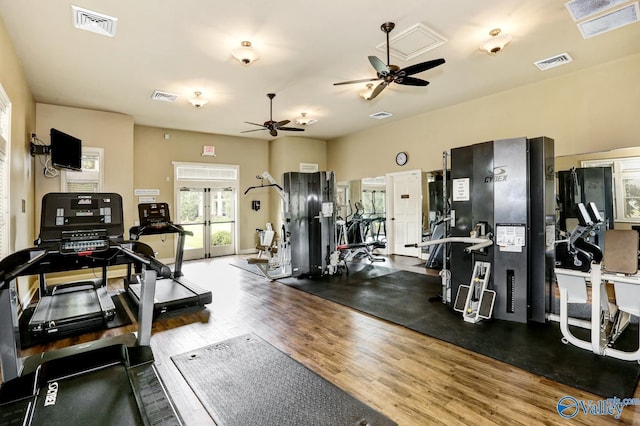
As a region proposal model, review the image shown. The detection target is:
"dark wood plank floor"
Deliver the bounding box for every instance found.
[20,255,640,425]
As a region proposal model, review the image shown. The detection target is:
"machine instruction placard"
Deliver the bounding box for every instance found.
[452,178,470,201]
[496,224,526,252]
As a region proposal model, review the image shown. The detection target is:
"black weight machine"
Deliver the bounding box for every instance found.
[555,202,604,272]
[127,203,212,317]
[0,192,182,425]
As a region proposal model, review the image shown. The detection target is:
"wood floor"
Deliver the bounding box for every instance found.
[19,255,640,425]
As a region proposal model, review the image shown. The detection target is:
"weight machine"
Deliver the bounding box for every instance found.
[555,229,640,362]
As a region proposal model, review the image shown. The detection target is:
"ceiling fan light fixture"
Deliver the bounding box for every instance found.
[189,91,208,108]
[481,28,512,54]
[232,41,260,65]
[294,112,318,126]
[360,83,375,100]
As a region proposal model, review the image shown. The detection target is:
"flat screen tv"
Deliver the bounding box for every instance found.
[50,128,82,171]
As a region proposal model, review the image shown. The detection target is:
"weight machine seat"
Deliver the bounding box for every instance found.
[603,229,639,275]
[603,229,640,316]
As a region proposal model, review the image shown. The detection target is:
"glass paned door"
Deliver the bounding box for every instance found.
[209,187,235,257]
[178,186,236,260]
[178,187,206,260]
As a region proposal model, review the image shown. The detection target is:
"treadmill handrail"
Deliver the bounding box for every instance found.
[0,248,48,287]
[111,242,172,278]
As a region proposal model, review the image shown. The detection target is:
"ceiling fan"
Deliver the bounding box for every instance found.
[241,93,305,137]
[334,22,445,100]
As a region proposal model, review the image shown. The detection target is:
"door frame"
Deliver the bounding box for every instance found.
[173,162,239,259]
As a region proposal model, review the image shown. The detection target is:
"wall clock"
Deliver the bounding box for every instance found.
[395,151,408,166]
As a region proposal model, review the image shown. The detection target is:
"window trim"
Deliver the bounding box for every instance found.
[61,146,104,192]
[582,157,640,223]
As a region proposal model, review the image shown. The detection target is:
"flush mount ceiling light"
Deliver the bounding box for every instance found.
[231,41,260,65]
[189,91,208,108]
[294,112,318,126]
[480,28,512,54]
[360,83,375,100]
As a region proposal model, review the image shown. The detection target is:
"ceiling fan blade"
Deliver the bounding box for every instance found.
[270,128,278,137]
[368,56,389,74]
[396,76,430,86]
[241,128,268,133]
[244,121,266,127]
[399,58,445,76]
[369,82,388,100]
[278,127,305,132]
[333,77,380,86]
[275,120,290,127]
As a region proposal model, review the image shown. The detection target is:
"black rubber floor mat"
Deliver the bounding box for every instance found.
[19,293,133,349]
[172,333,396,426]
[279,269,640,398]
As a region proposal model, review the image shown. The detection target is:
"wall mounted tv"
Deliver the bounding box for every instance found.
[50,128,82,171]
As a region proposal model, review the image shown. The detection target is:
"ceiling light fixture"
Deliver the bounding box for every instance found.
[231,41,260,65]
[189,91,208,108]
[294,112,318,126]
[481,28,512,54]
[360,83,375,100]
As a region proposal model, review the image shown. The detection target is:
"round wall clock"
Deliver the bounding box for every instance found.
[395,151,408,166]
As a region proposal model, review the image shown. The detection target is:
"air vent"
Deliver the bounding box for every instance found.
[534,53,573,71]
[151,90,178,102]
[377,23,447,61]
[72,5,118,37]
[578,2,640,38]
[369,111,393,120]
[565,0,627,21]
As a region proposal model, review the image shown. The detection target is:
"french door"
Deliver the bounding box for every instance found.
[177,186,237,259]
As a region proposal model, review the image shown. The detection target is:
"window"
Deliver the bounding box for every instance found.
[583,157,640,222]
[0,84,11,259]
[361,177,386,218]
[62,147,104,192]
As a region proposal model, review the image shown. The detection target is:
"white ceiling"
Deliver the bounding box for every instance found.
[1,0,640,141]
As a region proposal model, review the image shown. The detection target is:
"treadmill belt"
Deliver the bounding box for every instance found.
[31,364,142,426]
[31,289,100,322]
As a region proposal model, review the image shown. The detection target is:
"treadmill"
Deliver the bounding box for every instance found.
[0,192,182,425]
[127,203,212,316]
[28,193,124,337]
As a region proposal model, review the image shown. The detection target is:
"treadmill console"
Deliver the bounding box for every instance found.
[139,203,171,228]
[38,193,124,254]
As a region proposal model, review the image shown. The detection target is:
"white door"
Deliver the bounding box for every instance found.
[387,170,422,256]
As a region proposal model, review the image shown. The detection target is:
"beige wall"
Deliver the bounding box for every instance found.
[328,53,640,181]
[134,125,270,256]
[35,104,135,230]
[1,17,35,252]
[267,136,327,232]
[1,16,36,306]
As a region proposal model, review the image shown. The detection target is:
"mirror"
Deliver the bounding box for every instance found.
[556,146,640,230]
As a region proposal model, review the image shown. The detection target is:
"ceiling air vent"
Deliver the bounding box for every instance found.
[534,53,573,71]
[565,0,628,21]
[72,5,118,37]
[578,2,640,39]
[151,90,178,102]
[369,111,393,120]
